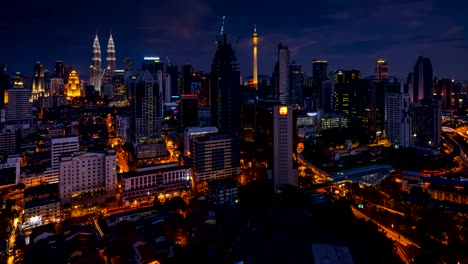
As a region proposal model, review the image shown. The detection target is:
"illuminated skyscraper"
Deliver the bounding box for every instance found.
[252,24,259,90]
[273,105,297,191]
[106,34,116,74]
[375,59,389,80]
[90,34,102,93]
[64,70,81,98]
[32,61,45,99]
[278,43,290,104]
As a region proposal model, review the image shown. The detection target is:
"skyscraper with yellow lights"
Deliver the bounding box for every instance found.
[90,34,102,93]
[64,70,81,98]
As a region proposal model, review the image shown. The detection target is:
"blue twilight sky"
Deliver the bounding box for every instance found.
[1,0,468,80]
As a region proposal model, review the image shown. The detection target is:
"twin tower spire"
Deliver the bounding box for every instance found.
[90,33,116,93]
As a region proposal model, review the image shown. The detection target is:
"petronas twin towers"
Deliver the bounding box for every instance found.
[90,34,116,93]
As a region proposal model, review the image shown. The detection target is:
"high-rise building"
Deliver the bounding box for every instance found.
[32,61,45,99]
[435,78,454,110]
[385,83,412,148]
[0,64,10,119]
[273,105,297,191]
[278,43,290,104]
[129,70,166,166]
[252,24,259,90]
[312,60,328,109]
[123,58,133,72]
[412,102,441,147]
[130,70,162,142]
[181,64,193,95]
[180,94,199,128]
[166,64,179,98]
[51,136,79,169]
[333,69,361,114]
[141,57,163,76]
[412,56,433,104]
[50,77,64,96]
[290,61,303,106]
[210,34,241,137]
[375,59,389,80]
[190,133,240,183]
[106,34,116,74]
[183,126,218,157]
[54,61,64,79]
[0,155,20,190]
[58,150,116,205]
[64,70,81,98]
[90,34,102,93]
[4,82,32,126]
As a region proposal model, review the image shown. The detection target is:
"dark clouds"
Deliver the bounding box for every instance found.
[1,0,467,80]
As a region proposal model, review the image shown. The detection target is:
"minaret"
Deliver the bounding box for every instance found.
[90,34,101,93]
[252,24,259,90]
[107,34,116,74]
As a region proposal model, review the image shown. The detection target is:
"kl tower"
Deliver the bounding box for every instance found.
[252,24,259,90]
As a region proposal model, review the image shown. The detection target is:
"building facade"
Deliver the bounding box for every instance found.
[51,136,79,169]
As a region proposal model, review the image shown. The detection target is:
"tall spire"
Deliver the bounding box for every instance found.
[107,34,116,73]
[252,24,259,90]
[90,33,102,93]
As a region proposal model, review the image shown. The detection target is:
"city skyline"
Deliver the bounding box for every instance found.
[1,0,468,80]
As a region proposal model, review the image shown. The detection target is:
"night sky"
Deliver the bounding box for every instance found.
[1,0,468,80]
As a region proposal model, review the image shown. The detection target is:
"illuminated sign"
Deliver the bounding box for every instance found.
[144,57,160,60]
[279,106,288,116]
[338,70,343,75]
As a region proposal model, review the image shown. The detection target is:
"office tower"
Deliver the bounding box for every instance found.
[278,43,290,104]
[106,34,116,74]
[273,105,297,191]
[4,82,32,126]
[412,102,441,147]
[130,70,162,141]
[190,133,240,183]
[412,56,433,104]
[54,61,64,78]
[210,34,241,137]
[32,61,45,99]
[0,155,20,189]
[312,60,328,109]
[0,128,20,154]
[129,70,166,166]
[435,79,454,110]
[166,64,179,98]
[183,126,218,156]
[50,78,64,95]
[141,57,163,76]
[386,83,412,148]
[51,136,79,169]
[90,34,102,93]
[64,70,81,98]
[290,61,303,106]
[375,59,389,80]
[58,150,117,205]
[181,64,193,94]
[333,69,361,114]
[180,94,198,128]
[252,24,259,90]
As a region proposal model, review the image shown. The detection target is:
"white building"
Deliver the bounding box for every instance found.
[0,155,20,189]
[120,162,191,203]
[21,168,59,188]
[183,126,218,156]
[51,136,79,169]
[59,150,116,205]
[273,105,297,191]
[386,83,412,148]
[191,133,240,183]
